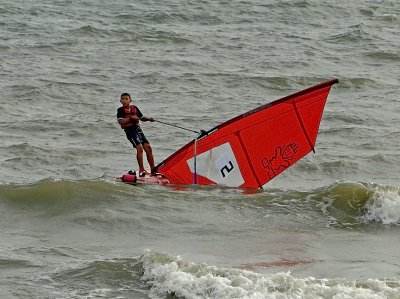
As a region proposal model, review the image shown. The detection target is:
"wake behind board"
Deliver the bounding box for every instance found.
[119,170,170,185]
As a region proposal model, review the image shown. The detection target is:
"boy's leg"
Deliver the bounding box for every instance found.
[143,143,155,170]
[136,144,145,173]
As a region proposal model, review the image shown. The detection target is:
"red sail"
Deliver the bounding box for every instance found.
[157,79,338,188]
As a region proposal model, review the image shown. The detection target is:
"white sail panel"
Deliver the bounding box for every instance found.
[187,142,244,187]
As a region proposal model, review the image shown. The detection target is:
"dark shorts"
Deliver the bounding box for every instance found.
[125,126,149,148]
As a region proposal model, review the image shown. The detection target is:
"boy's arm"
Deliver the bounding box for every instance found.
[117,108,134,126]
[118,117,134,126]
[135,107,154,122]
[139,116,155,122]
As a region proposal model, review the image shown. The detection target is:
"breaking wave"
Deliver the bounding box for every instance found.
[52,251,400,299]
[312,182,400,226]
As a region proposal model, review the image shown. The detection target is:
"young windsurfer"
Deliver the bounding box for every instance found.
[117,93,156,177]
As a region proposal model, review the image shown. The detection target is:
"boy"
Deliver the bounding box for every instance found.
[117,93,156,177]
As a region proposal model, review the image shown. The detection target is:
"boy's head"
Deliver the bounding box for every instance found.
[120,93,132,106]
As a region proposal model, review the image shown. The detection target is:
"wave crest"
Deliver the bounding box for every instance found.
[313,182,400,226]
[361,186,400,225]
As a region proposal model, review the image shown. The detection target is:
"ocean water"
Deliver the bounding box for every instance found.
[1,0,400,298]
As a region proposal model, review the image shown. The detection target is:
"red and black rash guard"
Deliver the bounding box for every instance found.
[116,105,143,130]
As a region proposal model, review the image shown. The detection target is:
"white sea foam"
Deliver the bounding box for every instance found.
[361,186,400,225]
[140,251,400,299]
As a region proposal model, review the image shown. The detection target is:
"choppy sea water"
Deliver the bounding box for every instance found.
[1,0,399,298]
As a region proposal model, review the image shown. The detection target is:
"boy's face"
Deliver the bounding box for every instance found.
[120,95,132,107]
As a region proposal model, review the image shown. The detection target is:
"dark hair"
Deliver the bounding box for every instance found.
[120,93,131,98]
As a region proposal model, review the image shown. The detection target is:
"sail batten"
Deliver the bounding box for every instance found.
[236,131,263,188]
[292,101,315,154]
[157,79,338,188]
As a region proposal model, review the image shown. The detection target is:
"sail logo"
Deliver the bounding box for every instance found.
[261,143,299,179]
[220,161,234,178]
[187,142,244,187]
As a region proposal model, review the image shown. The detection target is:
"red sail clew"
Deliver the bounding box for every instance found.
[156,79,339,188]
